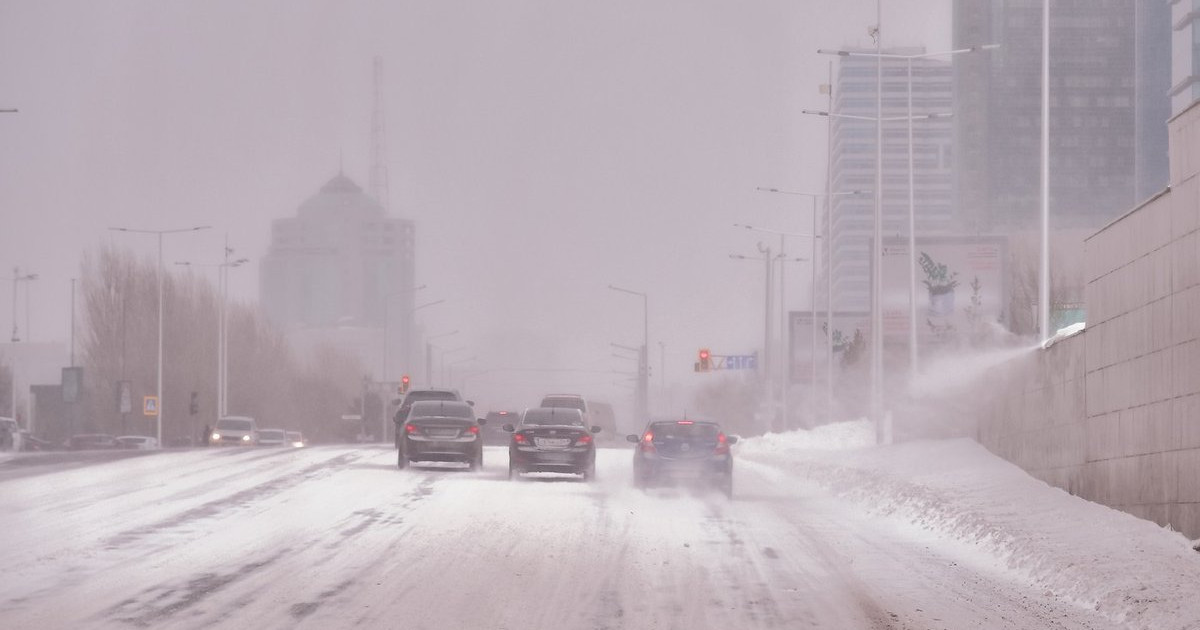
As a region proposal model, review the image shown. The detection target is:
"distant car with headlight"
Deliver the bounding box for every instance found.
[287,431,306,447]
[256,428,288,447]
[210,416,258,446]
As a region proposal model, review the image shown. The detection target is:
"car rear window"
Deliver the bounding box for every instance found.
[649,422,720,440]
[259,430,286,439]
[404,391,459,404]
[522,408,584,426]
[216,419,253,431]
[409,402,473,419]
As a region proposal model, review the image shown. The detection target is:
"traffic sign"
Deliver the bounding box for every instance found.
[722,355,758,370]
[143,395,159,416]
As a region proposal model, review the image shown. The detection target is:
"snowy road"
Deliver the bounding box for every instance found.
[0,439,1151,629]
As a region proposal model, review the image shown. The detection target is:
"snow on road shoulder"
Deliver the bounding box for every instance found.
[737,421,1200,630]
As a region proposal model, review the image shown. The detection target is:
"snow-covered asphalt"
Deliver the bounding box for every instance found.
[0,426,1194,629]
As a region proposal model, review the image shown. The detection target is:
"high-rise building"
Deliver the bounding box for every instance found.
[826,49,955,313]
[1170,0,1200,117]
[260,172,416,372]
[953,0,1170,232]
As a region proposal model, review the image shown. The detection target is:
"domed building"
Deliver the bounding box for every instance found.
[260,171,415,374]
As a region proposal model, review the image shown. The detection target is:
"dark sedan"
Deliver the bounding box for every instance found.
[627,419,738,497]
[505,407,600,480]
[398,400,485,470]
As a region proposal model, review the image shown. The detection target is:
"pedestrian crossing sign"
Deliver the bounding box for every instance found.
[143,396,159,416]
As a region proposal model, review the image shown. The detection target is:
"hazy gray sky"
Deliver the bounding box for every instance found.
[0,0,949,411]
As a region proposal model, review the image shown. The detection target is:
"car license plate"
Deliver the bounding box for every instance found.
[428,429,458,438]
[535,437,570,448]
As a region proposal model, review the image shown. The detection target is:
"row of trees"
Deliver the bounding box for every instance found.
[78,246,366,444]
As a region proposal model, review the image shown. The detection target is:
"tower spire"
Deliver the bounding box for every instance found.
[370,56,390,211]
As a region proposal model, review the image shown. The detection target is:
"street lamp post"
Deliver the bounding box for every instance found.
[424,330,460,386]
[801,108,944,442]
[608,284,648,422]
[733,224,810,428]
[817,44,996,376]
[753,188,863,426]
[446,355,477,389]
[175,254,248,422]
[110,225,211,445]
[380,286,430,381]
[9,268,37,422]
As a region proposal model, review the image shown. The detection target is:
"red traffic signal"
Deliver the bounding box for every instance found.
[697,348,712,372]
[400,375,411,393]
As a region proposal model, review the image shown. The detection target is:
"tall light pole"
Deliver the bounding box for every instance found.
[175,254,247,420]
[754,188,864,426]
[381,285,428,381]
[608,284,648,422]
[818,44,995,375]
[110,225,211,445]
[801,107,943,441]
[425,330,460,385]
[446,355,477,389]
[733,224,809,428]
[9,268,37,422]
[1040,0,1051,343]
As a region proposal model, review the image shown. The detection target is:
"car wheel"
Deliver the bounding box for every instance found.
[721,475,733,499]
[508,464,519,480]
[584,460,596,481]
[397,449,407,469]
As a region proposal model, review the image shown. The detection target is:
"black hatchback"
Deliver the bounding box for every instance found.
[398,400,485,470]
[627,419,738,497]
[505,407,600,480]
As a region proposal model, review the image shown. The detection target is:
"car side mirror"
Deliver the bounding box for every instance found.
[502,424,515,432]
[591,426,601,434]
[727,435,740,445]
[625,434,640,443]
[477,418,487,425]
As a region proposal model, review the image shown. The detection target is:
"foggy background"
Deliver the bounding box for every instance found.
[0,0,949,415]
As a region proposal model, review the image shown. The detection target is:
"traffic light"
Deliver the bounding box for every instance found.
[400,375,411,394]
[697,348,711,372]
[189,391,199,416]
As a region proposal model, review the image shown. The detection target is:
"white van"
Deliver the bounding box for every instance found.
[211,416,258,446]
[0,417,20,451]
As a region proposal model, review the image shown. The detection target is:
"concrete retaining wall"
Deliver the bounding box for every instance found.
[979,101,1200,537]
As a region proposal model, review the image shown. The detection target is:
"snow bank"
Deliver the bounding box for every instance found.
[738,422,1200,630]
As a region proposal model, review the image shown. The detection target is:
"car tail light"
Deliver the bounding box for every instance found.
[640,431,656,453]
[513,433,528,444]
[576,434,593,445]
[466,425,480,435]
[405,424,418,434]
[677,420,694,425]
[714,432,730,455]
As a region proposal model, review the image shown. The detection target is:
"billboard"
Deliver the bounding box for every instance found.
[880,236,1007,345]
[788,310,869,384]
[788,236,1007,383]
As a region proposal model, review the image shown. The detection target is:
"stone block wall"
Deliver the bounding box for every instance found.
[978,101,1200,536]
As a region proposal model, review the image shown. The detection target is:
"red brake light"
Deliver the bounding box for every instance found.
[467,425,480,435]
[513,433,528,444]
[640,431,656,452]
[405,424,418,434]
[715,432,729,455]
[677,420,694,425]
[576,434,593,445]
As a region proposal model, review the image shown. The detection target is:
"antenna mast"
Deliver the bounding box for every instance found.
[370,55,390,210]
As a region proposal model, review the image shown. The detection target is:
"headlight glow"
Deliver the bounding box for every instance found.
[242,435,251,441]
[212,433,221,440]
